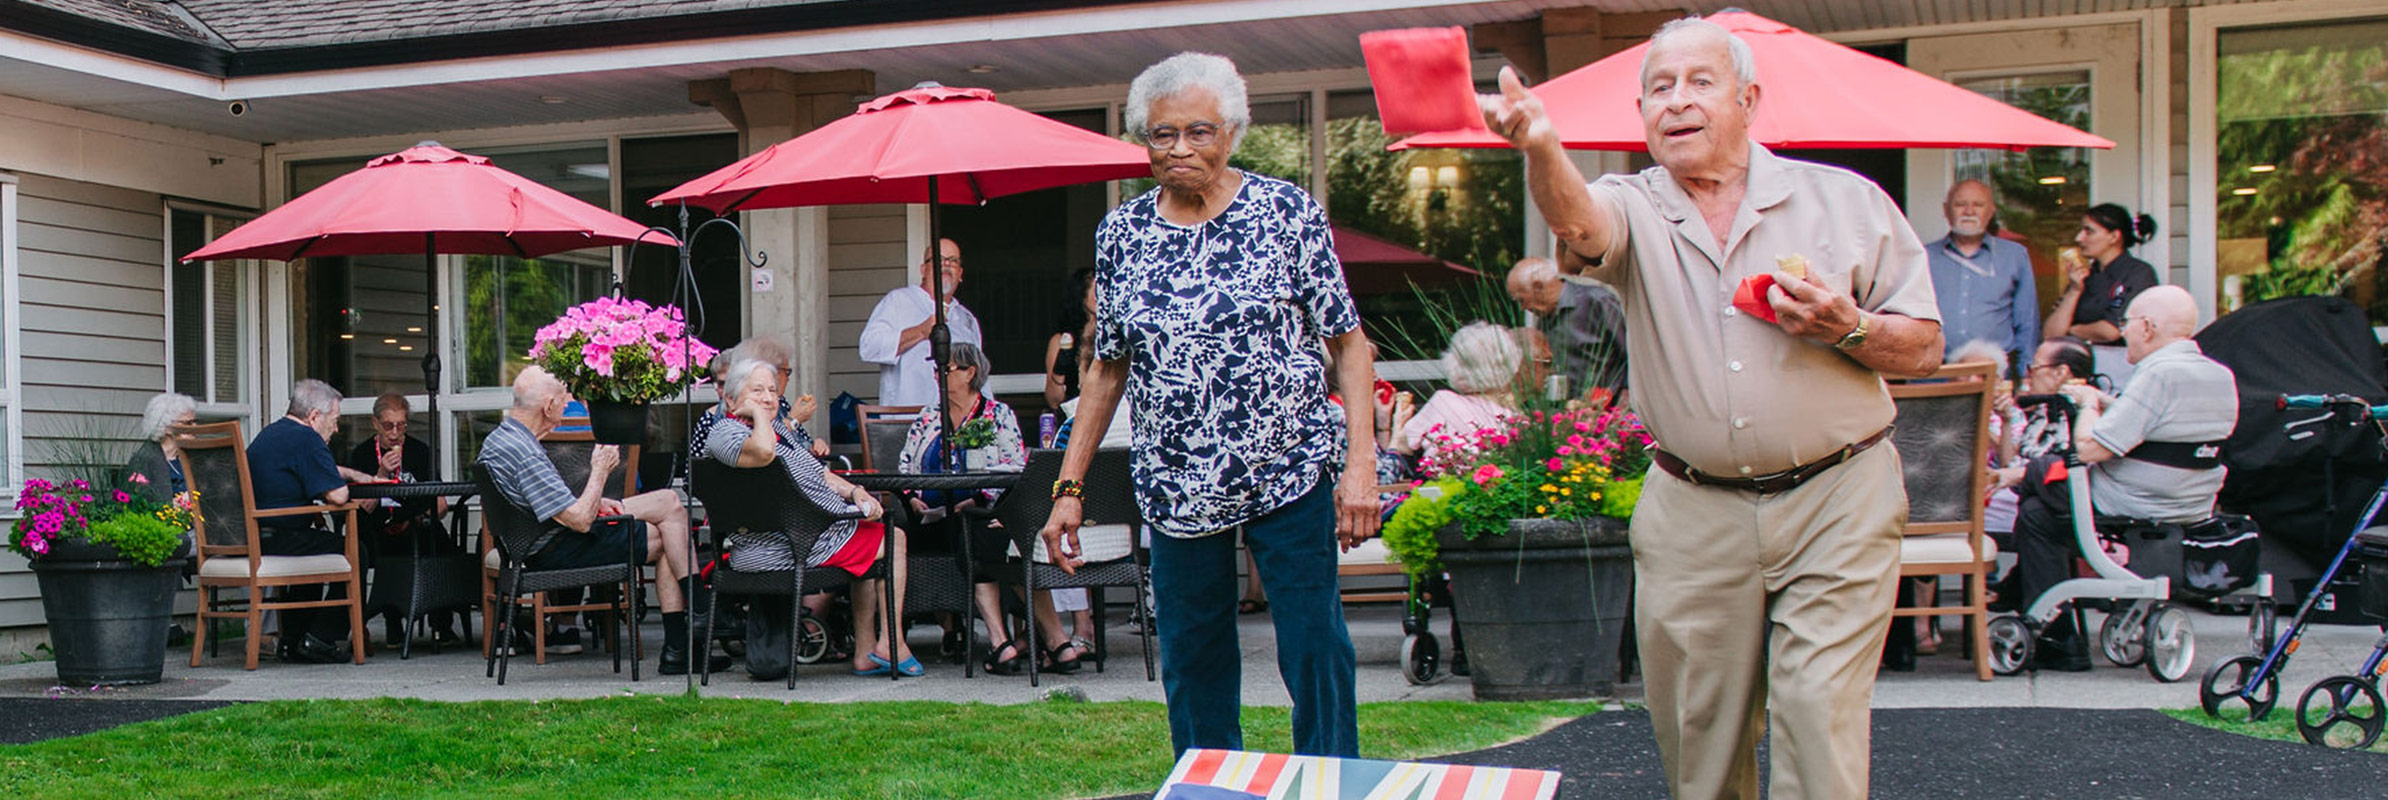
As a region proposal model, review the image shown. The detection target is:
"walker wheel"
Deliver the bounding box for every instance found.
[1987,616,2034,676]
[793,614,830,664]
[2297,676,2386,750]
[1401,633,1443,686]
[2144,604,2196,683]
[2250,602,2278,654]
[2102,603,2148,668]
[2200,654,2280,722]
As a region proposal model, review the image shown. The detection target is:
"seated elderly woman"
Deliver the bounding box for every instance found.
[706,357,921,679]
[126,391,199,502]
[1393,321,1525,468]
[897,341,1085,675]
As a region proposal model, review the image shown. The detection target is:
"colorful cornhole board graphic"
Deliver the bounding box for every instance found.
[1155,748,1563,800]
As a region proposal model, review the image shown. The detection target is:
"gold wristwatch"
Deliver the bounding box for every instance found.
[1832,313,1870,351]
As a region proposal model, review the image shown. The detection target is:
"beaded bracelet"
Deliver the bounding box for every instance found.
[1050,478,1085,501]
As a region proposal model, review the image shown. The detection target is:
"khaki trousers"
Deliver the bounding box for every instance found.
[1630,443,1906,800]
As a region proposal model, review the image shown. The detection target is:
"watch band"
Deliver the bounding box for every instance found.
[1833,313,1870,351]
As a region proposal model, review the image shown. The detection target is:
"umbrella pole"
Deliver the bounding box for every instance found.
[422,233,442,480]
[926,174,954,684]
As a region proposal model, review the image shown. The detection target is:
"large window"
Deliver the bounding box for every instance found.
[2214,18,2388,322]
[166,208,256,414]
[1953,70,2095,315]
[946,108,1111,384]
[622,133,742,354]
[1323,88,1524,360]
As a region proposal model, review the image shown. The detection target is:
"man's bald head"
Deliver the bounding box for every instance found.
[2123,284,2199,363]
[511,365,566,410]
[1507,257,1563,316]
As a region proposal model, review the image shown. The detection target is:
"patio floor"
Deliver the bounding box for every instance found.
[0,602,2373,711]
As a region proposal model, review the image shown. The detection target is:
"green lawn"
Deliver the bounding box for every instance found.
[2162,705,2388,754]
[0,697,1597,799]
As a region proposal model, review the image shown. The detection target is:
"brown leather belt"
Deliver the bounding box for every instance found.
[1651,426,1894,495]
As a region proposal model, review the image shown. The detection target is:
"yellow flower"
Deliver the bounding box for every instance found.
[1560,488,1571,496]
[1535,505,1548,514]
[1540,484,1557,493]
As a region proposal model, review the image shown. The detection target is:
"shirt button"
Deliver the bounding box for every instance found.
[1724,305,1739,317]
[1729,361,1743,372]
[1733,417,1748,429]
[1738,465,1754,475]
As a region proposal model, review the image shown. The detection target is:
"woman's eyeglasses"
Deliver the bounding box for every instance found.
[1140,123,1221,150]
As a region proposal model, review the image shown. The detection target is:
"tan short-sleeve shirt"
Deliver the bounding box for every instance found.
[1581,142,1939,477]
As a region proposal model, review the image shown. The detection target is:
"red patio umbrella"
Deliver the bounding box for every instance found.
[652,83,1151,681]
[1394,10,2115,152]
[184,142,679,475]
[1333,224,1481,296]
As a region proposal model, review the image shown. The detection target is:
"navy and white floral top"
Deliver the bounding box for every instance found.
[1094,171,1361,538]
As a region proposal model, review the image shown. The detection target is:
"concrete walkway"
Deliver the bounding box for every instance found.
[0,603,2374,711]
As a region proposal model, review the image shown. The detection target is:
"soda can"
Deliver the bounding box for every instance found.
[1038,411,1058,448]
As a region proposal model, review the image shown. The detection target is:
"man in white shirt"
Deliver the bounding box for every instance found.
[858,238,982,406]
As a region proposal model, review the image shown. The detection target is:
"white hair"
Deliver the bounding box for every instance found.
[1506,257,1558,290]
[1125,52,1252,151]
[140,392,197,442]
[511,366,564,410]
[1643,15,1758,89]
[1949,339,2010,376]
[285,379,342,419]
[721,358,777,399]
[1443,322,1525,395]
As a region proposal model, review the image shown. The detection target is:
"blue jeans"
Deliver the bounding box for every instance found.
[1149,476,1358,758]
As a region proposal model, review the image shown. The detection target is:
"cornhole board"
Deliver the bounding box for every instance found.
[1156,748,1562,800]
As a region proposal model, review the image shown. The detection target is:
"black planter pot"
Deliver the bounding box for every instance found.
[31,539,191,686]
[1437,517,1633,700]
[587,400,650,445]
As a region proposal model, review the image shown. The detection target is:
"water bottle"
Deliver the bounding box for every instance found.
[1038,411,1058,448]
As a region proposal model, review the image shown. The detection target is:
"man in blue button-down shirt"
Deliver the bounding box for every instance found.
[1926,180,2039,366]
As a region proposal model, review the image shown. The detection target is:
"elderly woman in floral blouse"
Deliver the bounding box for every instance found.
[1037,52,1377,759]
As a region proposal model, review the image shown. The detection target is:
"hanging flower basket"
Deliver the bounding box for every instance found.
[529,297,718,444]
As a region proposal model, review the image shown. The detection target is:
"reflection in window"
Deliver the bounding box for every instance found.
[2215,19,2388,321]
[460,254,611,389]
[1954,71,2093,317]
[1324,89,1524,360]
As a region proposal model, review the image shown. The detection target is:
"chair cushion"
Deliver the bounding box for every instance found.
[198,553,352,579]
[1338,537,1393,568]
[1900,533,1997,565]
[485,549,503,570]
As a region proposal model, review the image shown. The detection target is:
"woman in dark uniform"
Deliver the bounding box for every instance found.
[2044,202,2160,345]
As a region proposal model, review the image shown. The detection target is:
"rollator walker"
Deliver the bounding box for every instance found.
[1986,393,2201,682]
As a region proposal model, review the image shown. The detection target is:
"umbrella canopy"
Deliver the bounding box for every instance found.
[649,84,1153,213]
[1333,225,1481,295]
[185,142,676,262]
[1394,11,2114,153]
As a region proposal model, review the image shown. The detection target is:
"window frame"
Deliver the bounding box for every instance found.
[0,176,21,506]
[163,203,261,429]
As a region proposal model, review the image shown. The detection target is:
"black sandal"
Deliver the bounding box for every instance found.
[1237,599,1269,615]
[983,639,1026,676]
[1043,641,1086,674]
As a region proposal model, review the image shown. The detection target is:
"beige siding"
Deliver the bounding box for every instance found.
[3,173,170,627]
[825,203,911,402]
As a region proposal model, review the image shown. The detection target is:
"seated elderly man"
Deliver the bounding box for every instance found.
[478,366,725,675]
[707,357,920,679]
[2002,285,2237,671]
[246,379,380,663]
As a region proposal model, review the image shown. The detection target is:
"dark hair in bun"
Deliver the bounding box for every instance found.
[2085,203,2158,250]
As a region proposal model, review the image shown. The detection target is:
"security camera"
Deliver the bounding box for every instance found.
[227,100,248,117]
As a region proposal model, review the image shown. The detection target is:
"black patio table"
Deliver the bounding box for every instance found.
[348,480,480,659]
[840,471,1019,680]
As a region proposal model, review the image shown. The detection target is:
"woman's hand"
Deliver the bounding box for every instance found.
[810,438,831,459]
[791,393,818,424]
[1334,469,1380,550]
[1038,496,1085,576]
[2059,248,2090,289]
[1987,465,2025,498]
[850,490,883,521]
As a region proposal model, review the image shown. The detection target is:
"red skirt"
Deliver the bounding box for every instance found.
[821,521,887,577]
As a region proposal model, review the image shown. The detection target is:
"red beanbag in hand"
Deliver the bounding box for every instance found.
[1360,26,1487,136]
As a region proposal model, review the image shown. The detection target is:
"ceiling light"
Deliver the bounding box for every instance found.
[2232,187,2259,196]
[339,333,354,340]
[539,95,567,105]
[383,338,398,344]
[1435,165,1460,188]
[2037,176,2067,185]
[1407,166,1431,191]
[2248,164,2276,173]
[399,345,414,351]
[406,326,422,333]
[966,64,999,74]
